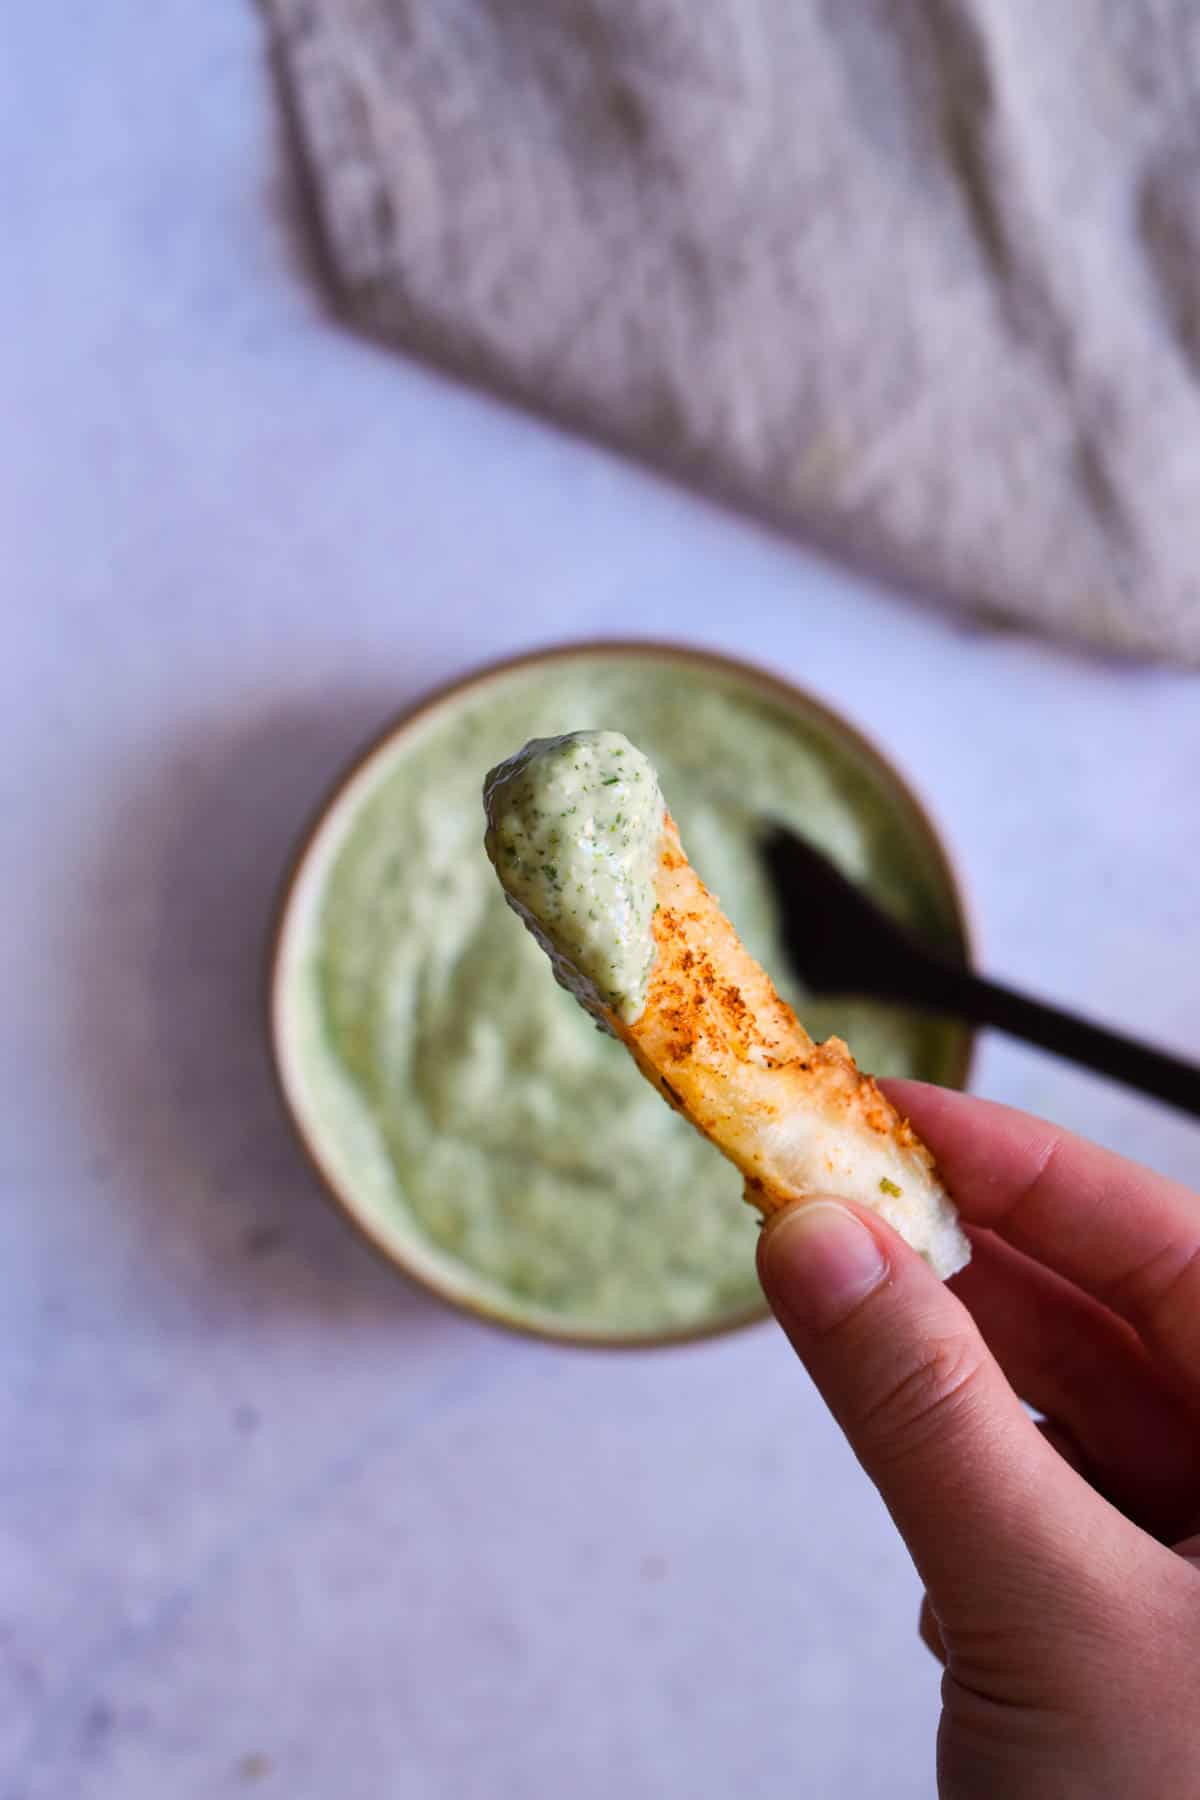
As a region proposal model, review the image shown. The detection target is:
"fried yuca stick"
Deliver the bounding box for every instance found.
[484,731,969,1279]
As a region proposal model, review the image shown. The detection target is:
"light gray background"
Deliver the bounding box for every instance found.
[5,5,1199,1797]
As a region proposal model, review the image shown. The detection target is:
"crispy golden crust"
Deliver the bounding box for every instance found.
[608,816,969,1277]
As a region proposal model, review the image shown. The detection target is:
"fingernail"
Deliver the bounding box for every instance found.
[760,1201,887,1331]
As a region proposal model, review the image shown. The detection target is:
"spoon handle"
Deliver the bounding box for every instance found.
[916,958,1200,1119]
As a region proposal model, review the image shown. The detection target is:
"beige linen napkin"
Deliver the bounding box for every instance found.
[263,0,1200,663]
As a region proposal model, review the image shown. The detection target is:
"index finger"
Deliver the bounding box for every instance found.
[883,1081,1200,1405]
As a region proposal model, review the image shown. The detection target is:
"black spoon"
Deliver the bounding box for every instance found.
[761,827,1200,1119]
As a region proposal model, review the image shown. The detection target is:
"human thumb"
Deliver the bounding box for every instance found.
[757,1199,1135,1647]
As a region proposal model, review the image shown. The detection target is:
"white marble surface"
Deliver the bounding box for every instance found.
[5,5,1200,1797]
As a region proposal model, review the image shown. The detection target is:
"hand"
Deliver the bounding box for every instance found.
[756,1082,1200,1799]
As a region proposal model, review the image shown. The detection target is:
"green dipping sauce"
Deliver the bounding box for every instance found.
[484,730,665,1024]
[285,652,968,1339]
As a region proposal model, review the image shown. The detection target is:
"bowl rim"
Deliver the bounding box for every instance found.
[266,637,977,1350]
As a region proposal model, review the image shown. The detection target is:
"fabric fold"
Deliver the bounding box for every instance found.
[263,0,1200,663]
